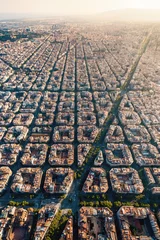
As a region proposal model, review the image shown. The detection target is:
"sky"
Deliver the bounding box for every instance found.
[1,0,160,15]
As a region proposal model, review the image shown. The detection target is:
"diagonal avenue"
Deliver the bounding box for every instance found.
[59,28,153,238]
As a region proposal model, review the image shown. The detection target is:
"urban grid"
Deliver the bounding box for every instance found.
[0,18,160,240]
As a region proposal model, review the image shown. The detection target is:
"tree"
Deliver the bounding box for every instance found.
[134,202,140,207]
[100,201,112,209]
[95,201,99,207]
[135,194,145,201]
[152,203,158,209]
[114,201,122,208]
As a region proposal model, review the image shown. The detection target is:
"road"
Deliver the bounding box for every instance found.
[59,29,152,240]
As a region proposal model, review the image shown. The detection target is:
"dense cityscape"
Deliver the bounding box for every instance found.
[0,17,160,239]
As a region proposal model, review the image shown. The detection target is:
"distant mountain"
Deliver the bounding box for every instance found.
[95,9,160,22]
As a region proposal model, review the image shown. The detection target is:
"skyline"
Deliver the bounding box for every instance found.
[1,0,160,16]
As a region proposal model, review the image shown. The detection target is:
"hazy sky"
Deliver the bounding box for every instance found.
[1,0,160,15]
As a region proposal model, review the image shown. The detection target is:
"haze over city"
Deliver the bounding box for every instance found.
[1,0,160,15]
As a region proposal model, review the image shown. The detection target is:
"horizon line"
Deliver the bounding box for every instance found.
[1,7,160,17]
